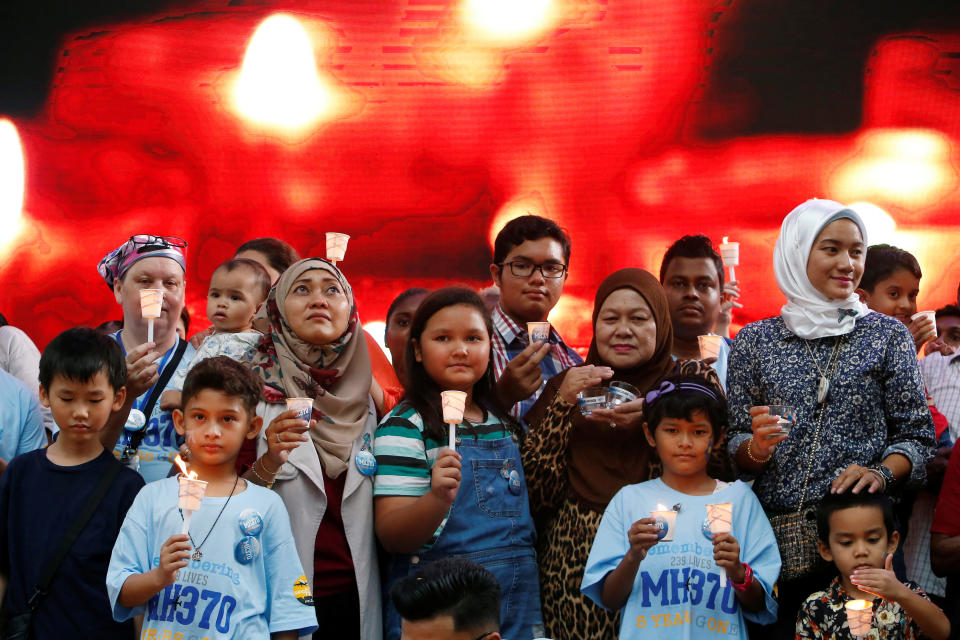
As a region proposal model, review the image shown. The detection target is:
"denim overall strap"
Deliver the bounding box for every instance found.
[384,433,541,640]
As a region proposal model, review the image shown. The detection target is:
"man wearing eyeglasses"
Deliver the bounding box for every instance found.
[96,235,196,482]
[392,557,502,640]
[489,215,582,422]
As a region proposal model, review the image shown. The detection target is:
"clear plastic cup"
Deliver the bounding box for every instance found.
[698,334,723,361]
[577,387,609,417]
[606,381,639,408]
[326,232,350,263]
[766,404,796,437]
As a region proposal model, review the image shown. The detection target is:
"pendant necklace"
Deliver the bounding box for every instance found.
[802,336,843,404]
[179,474,240,561]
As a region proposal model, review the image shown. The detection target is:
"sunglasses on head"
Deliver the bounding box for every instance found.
[129,234,188,254]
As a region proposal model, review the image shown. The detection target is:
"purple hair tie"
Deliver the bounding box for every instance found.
[644,381,719,406]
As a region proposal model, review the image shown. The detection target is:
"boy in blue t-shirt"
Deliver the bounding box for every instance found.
[0,328,146,639]
[107,356,317,639]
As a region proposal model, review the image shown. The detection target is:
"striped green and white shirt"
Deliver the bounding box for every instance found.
[373,401,513,548]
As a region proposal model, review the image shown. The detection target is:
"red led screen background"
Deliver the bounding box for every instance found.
[1,0,959,352]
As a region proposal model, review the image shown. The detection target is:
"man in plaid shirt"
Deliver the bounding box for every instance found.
[488,215,582,423]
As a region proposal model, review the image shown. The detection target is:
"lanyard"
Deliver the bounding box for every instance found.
[115,330,177,414]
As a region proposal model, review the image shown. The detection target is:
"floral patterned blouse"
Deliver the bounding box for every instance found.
[726,313,935,513]
[795,577,931,640]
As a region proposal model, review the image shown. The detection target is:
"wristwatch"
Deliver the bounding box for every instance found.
[868,464,895,491]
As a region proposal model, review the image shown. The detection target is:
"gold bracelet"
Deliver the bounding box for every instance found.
[746,438,772,464]
[250,462,275,489]
[259,455,280,475]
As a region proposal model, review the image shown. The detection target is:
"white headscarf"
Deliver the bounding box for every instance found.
[773,198,872,339]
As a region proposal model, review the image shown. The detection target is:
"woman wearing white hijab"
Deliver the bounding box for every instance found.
[725,199,935,636]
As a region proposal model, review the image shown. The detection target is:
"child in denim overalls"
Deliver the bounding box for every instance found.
[373,287,540,640]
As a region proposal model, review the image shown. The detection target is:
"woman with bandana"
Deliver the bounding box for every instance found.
[241,258,380,640]
[96,234,196,482]
[725,199,936,637]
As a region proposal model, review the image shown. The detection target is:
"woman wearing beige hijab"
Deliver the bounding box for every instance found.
[243,258,380,640]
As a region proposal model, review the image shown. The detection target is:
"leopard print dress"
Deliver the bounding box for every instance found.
[521,394,658,640]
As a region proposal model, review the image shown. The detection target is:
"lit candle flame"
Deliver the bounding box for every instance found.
[174,454,198,479]
[655,503,669,511]
[722,236,729,244]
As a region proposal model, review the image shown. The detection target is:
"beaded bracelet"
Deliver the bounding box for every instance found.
[746,438,771,464]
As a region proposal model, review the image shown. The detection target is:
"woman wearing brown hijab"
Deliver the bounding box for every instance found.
[522,268,675,640]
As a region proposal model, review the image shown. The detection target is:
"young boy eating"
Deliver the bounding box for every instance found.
[0,328,145,639]
[795,492,950,640]
[162,258,271,409]
[107,356,317,639]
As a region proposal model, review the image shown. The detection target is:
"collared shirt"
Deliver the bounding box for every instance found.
[726,313,935,512]
[796,576,931,640]
[919,351,960,443]
[490,304,582,421]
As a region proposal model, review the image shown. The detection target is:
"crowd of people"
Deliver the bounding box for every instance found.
[0,198,958,640]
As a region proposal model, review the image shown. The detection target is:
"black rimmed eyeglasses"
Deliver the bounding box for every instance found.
[496,260,567,279]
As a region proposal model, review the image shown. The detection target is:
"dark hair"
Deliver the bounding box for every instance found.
[180,306,191,334]
[95,319,124,335]
[0,313,7,327]
[391,557,501,632]
[817,491,896,543]
[492,215,571,265]
[936,304,960,322]
[404,287,521,443]
[858,244,922,293]
[39,327,126,391]
[182,356,263,416]
[643,374,728,441]
[214,258,272,302]
[659,235,725,288]
[384,287,430,341]
[235,237,300,278]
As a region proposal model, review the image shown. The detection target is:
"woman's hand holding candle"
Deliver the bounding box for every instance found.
[558,365,614,405]
[124,342,161,398]
[429,448,462,505]
[748,405,787,457]
[262,409,312,470]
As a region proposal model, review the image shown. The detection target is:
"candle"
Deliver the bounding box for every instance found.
[440,390,467,449]
[174,455,208,537]
[718,236,739,283]
[326,232,350,264]
[139,289,162,344]
[845,599,872,638]
[651,503,677,542]
[697,334,723,361]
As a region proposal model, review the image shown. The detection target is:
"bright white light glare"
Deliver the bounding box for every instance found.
[461,0,554,44]
[848,202,898,246]
[0,119,25,240]
[233,14,329,130]
[831,129,954,210]
[365,322,390,363]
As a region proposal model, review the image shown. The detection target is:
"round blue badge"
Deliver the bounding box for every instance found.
[508,469,522,495]
[238,508,264,537]
[701,517,714,541]
[654,516,670,541]
[235,535,261,564]
[355,450,377,476]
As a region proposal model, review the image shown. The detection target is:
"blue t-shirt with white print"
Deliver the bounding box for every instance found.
[107,477,318,639]
[582,479,780,640]
[109,331,196,482]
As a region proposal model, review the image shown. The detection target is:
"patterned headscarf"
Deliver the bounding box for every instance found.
[247,258,372,478]
[97,235,187,289]
[774,199,872,339]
